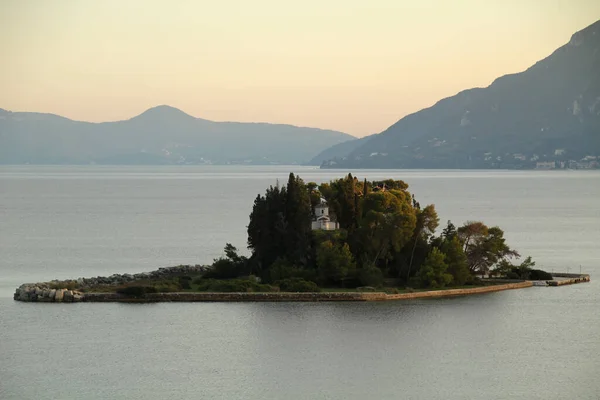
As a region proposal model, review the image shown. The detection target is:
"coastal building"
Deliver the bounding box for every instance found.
[311,200,339,231]
[535,161,556,170]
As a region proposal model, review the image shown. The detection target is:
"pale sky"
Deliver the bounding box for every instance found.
[1,0,599,136]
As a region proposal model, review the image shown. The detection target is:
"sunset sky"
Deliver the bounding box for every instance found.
[1,0,599,136]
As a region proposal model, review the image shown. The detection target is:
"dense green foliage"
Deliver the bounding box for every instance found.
[528,269,553,281]
[117,285,159,297]
[195,279,278,293]
[441,236,471,286]
[316,241,356,285]
[416,248,453,288]
[276,278,321,292]
[202,243,250,279]
[199,173,538,291]
[492,256,551,280]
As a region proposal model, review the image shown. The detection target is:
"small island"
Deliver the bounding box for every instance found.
[14,174,590,303]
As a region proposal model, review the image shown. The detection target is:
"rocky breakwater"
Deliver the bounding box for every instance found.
[74,264,209,289]
[13,264,210,303]
[14,284,84,303]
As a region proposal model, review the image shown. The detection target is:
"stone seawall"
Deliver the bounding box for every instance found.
[14,275,589,303]
[41,282,530,303]
[547,274,590,286]
[83,292,388,302]
[81,282,532,302]
[384,281,533,300]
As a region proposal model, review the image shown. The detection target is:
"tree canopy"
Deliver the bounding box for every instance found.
[239,174,530,289]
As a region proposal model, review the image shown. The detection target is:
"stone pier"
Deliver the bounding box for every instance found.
[13,273,590,304]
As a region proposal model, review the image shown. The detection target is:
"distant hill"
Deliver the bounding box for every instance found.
[0,105,354,165]
[308,136,369,165]
[321,20,600,169]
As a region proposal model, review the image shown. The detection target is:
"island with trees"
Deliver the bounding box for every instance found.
[200,173,545,290]
[13,173,590,303]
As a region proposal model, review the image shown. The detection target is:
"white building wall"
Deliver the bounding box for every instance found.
[312,220,338,231]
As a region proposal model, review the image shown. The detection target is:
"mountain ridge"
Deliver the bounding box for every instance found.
[0,105,354,165]
[321,19,600,169]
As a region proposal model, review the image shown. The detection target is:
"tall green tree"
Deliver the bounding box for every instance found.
[442,220,457,239]
[203,243,250,279]
[441,236,470,285]
[458,222,519,277]
[247,175,314,278]
[322,174,361,233]
[247,184,287,276]
[416,247,452,288]
[493,256,536,279]
[358,191,416,270]
[372,179,409,191]
[406,204,439,280]
[284,173,313,266]
[316,240,356,286]
[306,181,322,212]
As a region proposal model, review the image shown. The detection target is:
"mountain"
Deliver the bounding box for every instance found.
[0,105,354,165]
[308,136,369,165]
[321,20,600,169]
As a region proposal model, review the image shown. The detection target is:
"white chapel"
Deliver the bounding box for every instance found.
[311,199,339,231]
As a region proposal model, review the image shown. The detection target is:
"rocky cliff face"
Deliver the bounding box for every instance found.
[322,20,600,169]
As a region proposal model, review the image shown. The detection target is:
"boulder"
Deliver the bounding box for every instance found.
[54,289,65,302]
[63,290,74,302]
[49,289,56,300]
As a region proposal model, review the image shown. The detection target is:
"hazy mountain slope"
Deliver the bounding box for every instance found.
[322,20,600,169]
[0,105,354,165]
[308,136,371,165]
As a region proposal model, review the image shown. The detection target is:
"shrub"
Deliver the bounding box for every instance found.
[195,278,277,293]
[506,271,520,280]
[528,269,553,280]
[316,241,356,286]
[117,285,158,297]
[340,276,361,288]
[203,259,244,280]
[276,278,320,292]
[192,276,204,285]
[155,283,179,292]
[465,276,482,285]
[202,244,251,279]
[358,267,384,287]
[269,258,303,282]
[267,258,318,283]
[416,247,452,288]
[178,276,192,290]
[357,286,376,292]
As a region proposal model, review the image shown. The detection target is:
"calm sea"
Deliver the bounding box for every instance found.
[1,166,599,400]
